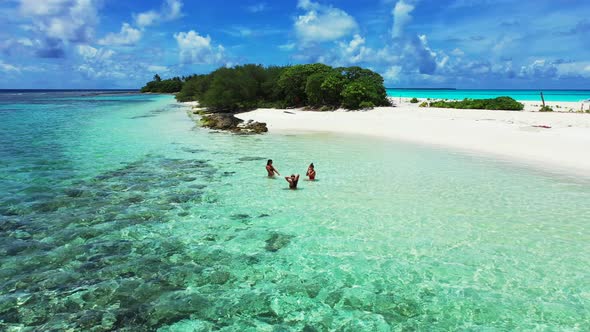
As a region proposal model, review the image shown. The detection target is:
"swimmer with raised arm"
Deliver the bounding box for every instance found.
[285,174,300,189]
[266,159,280,177]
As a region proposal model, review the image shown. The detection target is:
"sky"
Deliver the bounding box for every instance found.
[0,0,589,89]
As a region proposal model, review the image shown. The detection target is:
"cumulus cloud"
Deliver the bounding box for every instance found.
[518,59,590,79]
[17,0,100,57]
[519,59,557,79]
[135,0,183,28]
[294,0,358,44]
[392,0,415,38]
[19,0,99,43]
[98,23,142,46]
[325,34,372,65]
[174,30,226,64]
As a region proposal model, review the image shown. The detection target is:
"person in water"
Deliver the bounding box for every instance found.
[306,163,316,180]
[285,174,300,189]
[266,159,280,177]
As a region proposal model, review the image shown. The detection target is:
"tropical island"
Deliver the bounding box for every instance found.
[142,63,391,111]
[141,64,590,174]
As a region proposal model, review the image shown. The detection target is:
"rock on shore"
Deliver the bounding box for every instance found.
[199,113,267,134]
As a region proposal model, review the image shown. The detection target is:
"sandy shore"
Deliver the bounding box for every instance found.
[237,99,590,176]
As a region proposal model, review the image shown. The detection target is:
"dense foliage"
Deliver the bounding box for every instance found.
[140,74,183,93]
[429,97,524,111]
[171,63,390,112]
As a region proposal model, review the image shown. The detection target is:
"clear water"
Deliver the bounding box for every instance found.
[387,89,590,102]
[1,92,589,331]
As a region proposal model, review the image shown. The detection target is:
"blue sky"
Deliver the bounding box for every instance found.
[0,0,589,89]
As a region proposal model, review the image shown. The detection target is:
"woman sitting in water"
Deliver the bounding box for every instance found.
[285,174,300,189]
[306,163,316,180]
[266,159,280,177]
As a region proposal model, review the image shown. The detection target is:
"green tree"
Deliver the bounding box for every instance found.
[305,72,329,107]
[341,81,368,110]
[277,63,332,106]
[320,71,345,106]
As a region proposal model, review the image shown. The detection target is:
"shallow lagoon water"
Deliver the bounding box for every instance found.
[1,92,589,331]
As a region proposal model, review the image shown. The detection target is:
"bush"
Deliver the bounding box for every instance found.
[539,106,554,112]
[410,97,419,103]
[429,96,524,111]
[419,102,429,108]
[359,101,375,109]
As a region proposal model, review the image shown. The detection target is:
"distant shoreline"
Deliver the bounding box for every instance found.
[385,88,590,103]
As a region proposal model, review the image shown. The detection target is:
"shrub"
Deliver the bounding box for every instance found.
[359,101,375,109]
[539,106,554,112]
[419,101,429,107]
[410,97,419,103]
[429,96,524,111]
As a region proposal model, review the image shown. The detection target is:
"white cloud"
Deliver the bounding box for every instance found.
[165,0,182,19]
[75,45,140,81]
[383,66,402,81]
[135,11,159,28]
[0,60,20,73]
[135,0,183,28]
[519,59,590,79]
[392,0,415,38]
[20,0,71,16]
[294,0,358,44]
[519,59,557,79]
[19,0,99,43]
[98,23,142,46]
[336,34,372,63]
[77,45,114,61]
[174,30,226,64]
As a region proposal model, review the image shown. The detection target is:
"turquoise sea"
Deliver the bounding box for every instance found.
[1,91,589,331]
[386,89,590,102]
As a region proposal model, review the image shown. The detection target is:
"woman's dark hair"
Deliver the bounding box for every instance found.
[267,159,272,165]
[309,163,314,168]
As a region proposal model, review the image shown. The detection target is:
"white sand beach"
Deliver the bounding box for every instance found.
[237,100,590,176]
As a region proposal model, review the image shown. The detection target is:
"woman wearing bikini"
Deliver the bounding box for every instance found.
[306,163,316,180]
[266,159,280,177]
